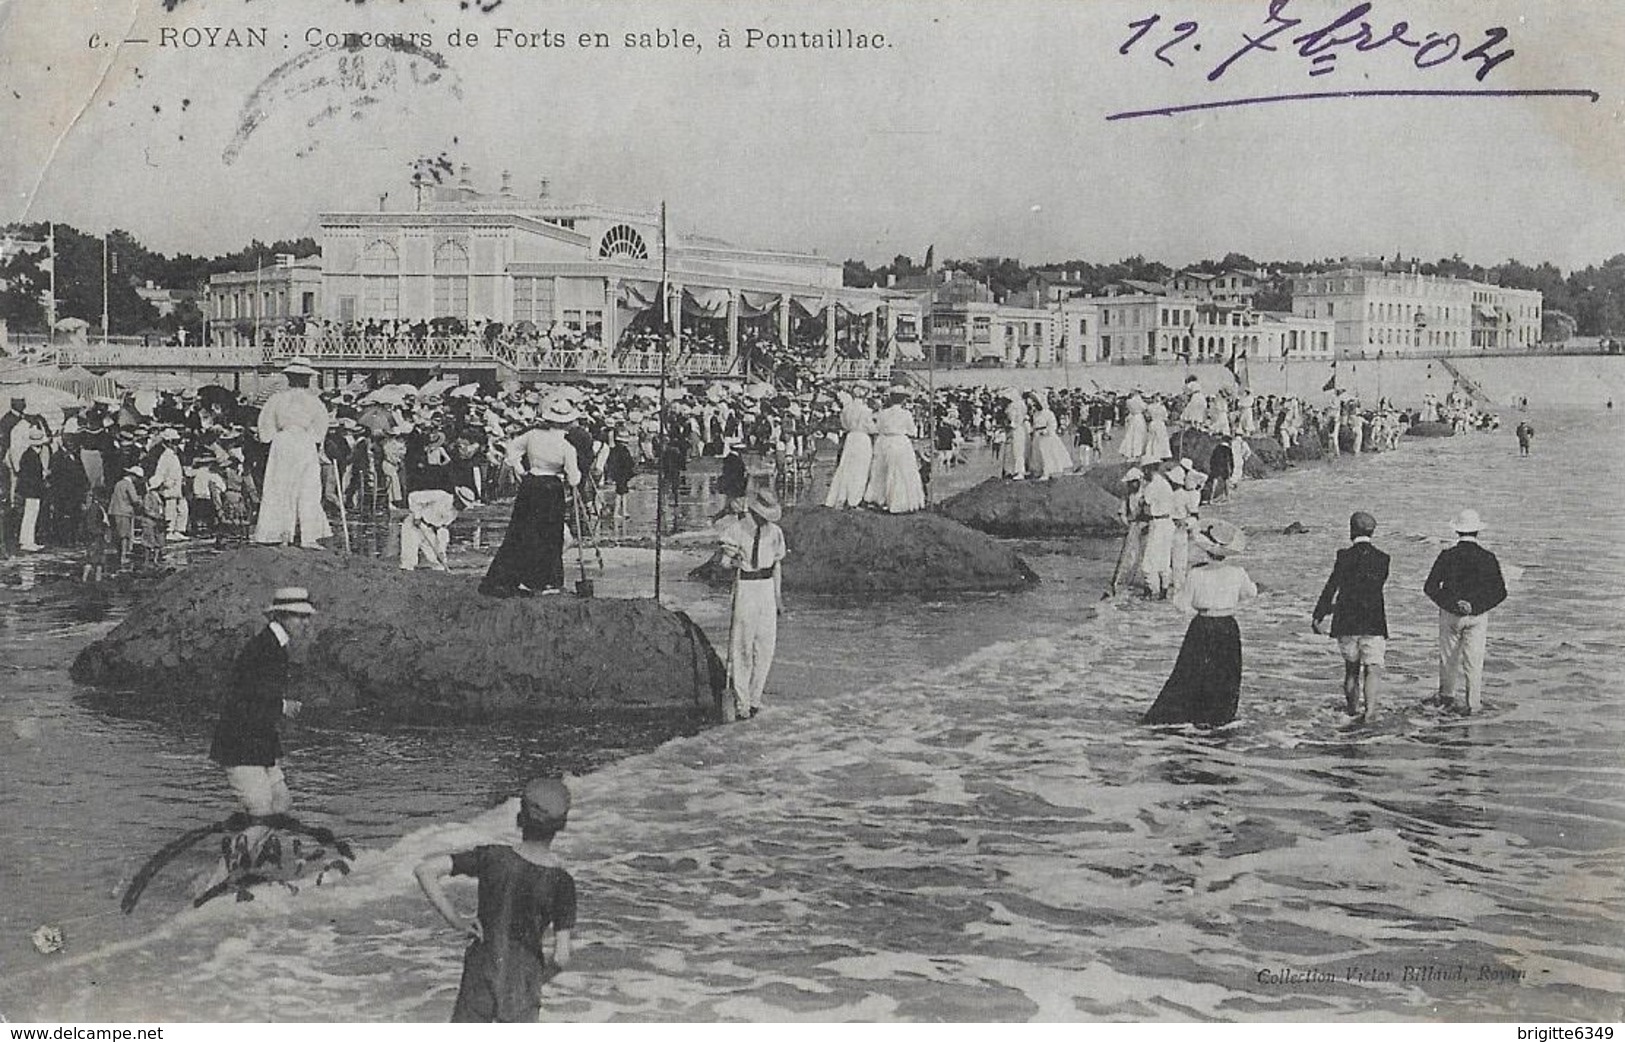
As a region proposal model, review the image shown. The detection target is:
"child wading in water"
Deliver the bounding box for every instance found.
[415,778,577,1022]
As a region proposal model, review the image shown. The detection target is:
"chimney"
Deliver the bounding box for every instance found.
[500,170,514,196]
[538,178,552,199]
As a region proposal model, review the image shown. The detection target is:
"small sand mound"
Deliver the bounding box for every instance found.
[936,476,1125,537]
[71,547,725,722]
[690,506,1038,593]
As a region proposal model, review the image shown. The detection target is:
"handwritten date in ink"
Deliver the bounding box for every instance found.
[1120,0,1514,83]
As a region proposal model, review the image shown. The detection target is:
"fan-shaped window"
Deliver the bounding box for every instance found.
[598,224,648,260]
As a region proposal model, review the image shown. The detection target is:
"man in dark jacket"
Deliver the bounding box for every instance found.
[1422,509,1507,715]
[1313,511,1390,721]
[207,586,315,875]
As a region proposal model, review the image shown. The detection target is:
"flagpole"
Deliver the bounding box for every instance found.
[46,222,56,334]
[654,200,669,604]
[102,233,110,344]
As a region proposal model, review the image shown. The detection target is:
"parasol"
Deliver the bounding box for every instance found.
[361,384,413,405]
[418,376,459,399]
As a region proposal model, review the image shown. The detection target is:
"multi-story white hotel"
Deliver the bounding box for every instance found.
[1052,275,1333,368]
[1290,269,1542,358]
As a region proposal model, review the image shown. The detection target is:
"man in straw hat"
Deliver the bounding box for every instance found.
[401,485,477,571]
[204,586,316,889]
[718,487,787,720]
[1423,509,1507,715]
[252,356,333,548]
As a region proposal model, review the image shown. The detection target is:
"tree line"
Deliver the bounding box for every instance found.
[4,222,1622,339]
[0,222,317,337]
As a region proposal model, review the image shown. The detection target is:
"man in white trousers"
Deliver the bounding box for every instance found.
[1423,509,1508,715]
[719,487,786,721]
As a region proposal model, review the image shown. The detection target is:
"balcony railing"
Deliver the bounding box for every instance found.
[59,344,268,368]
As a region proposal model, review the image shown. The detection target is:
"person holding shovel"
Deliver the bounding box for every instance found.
[400,485,477,571]
[480,398,582,597]
[719,487,786,721]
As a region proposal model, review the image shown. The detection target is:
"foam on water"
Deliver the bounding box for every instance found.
[3,410,1623,1021]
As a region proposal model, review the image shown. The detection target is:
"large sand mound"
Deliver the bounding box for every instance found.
[936,476,1125,537]
[690,506,1039,593]
[71,547,726,722]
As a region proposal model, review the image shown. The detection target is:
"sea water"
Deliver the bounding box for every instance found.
[0,409,1620,1021]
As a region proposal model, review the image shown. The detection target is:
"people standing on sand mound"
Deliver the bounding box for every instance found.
[252,357,332,548]
[862,391,926,514]
[1025,392,1073,480]
[999,389,1028,480]
[1141,520,1257,727]
[480,398,582,597]
[1118,394,1149,462]
[824,391,876,509]
[1141,400,1172,464]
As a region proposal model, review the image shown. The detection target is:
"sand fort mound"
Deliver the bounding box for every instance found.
[937,476,1125,538]
[71,547,726,722]
[692,506,1039,594]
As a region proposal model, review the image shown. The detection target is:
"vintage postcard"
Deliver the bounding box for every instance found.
[1,0,1622,1027]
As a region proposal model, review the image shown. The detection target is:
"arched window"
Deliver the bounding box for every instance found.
[433,240,470,319]
[362,240,400,319]
[598,224,649,260]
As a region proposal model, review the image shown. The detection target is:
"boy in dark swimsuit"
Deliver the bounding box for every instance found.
[415,778,577,1022]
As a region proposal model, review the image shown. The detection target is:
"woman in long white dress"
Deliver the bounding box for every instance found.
[823,394,875,508]
[863,393,926,513]
[1025,393,1073,479]
[1141,400,1172,463]
[998,391,1028,479]
[1118,394,1149,462]
[252,357,332,547]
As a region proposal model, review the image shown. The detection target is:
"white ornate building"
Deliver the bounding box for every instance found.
[311,171,918,375]
[1290,269,1542,357]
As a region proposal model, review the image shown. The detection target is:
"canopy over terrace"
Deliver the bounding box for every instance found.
[597,267,919,365]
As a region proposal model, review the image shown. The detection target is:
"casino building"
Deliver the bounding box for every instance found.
[285,169,918,381]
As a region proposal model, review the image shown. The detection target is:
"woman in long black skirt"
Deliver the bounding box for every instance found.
[1141,519,1257,726]
[479,398,583,597]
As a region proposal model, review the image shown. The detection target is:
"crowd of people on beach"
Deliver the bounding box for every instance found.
[0,354,1525,1022]
[0,361,1504,576]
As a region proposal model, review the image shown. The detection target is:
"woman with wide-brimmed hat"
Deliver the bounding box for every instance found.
[480,396,582,596]
[823,390,876,509]
[252,356,333,548]
[862,389,927,513]
[1141,518,1257,727]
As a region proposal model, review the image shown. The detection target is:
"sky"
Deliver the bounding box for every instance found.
[2,0,1623,271]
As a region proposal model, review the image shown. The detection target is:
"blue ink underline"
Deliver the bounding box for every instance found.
[1106,88,1601,121]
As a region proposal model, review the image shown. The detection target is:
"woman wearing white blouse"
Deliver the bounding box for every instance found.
[1141,519,1257,726]
[479,399,583,596]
